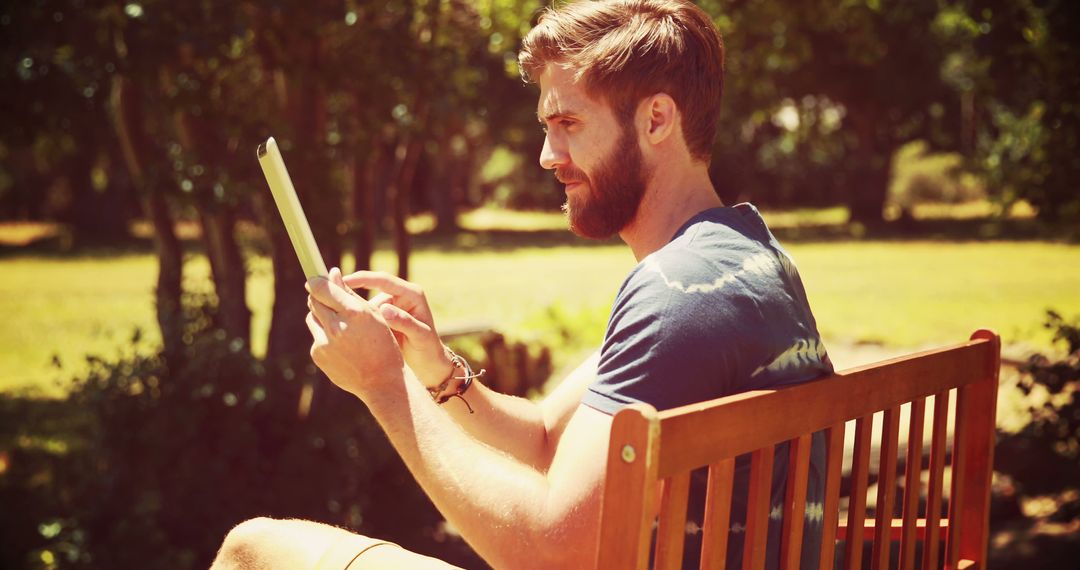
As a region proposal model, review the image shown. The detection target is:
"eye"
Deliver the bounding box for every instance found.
[559,118,576,129]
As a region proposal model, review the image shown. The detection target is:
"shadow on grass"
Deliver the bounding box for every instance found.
[769,215,1077,244]
[1,213,1074,260]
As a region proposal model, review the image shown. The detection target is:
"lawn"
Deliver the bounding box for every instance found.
[1,210,1077,396]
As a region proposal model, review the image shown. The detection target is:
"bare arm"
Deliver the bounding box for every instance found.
[307,274,610,568]
[436,350,598,470]
[343,270,598,471]
[366,375,611,568]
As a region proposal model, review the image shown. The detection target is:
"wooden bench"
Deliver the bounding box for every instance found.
[597,330,1000,570]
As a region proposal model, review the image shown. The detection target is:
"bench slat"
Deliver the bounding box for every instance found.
[819,423,846,570]
[656,340,994,478]
[780,434,812,570]
[743,446,774,570]
[900,398,927,570]
[656,471,692,570]
[872,406,901,570]
[923,390,951,569]
[948,383,969,570]
[700,458,736,570]
[844,415,874,570]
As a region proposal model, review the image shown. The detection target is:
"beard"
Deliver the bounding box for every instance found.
[558,123,648,240]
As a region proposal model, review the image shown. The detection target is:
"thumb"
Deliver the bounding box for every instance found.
[378,303,432,340]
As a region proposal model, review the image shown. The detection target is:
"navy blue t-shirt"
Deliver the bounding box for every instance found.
[581,203,833,569]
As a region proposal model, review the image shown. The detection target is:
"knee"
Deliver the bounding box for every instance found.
[212,517,280,570]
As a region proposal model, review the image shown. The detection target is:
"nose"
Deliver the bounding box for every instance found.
[539,133,567,171]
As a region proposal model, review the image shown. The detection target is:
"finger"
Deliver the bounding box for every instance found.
[330,266,347,289]
[308,276,363,312]
[368,292,393,308]
[305,311,329,345]
[309,296,340,332]
[343,271,417,298]
[378,303,432,339]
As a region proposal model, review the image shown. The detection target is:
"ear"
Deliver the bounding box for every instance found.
[642,93,678,145]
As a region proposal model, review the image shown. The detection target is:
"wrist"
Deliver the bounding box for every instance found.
[350,364,407,404]
[420,345,457,390]
[426,349,483,413]
[360,366,412,417]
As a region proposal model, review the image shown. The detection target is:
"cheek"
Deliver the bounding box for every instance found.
[575,129,615,164]
[566,142,597,177]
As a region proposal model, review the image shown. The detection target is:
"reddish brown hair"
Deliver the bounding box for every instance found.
[519,0,725,161]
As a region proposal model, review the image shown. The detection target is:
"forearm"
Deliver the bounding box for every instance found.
[437,380,552,471]
[435,350,599,472]
[364,371,584,569]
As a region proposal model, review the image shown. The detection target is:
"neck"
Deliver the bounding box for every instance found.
[619,161,722,261]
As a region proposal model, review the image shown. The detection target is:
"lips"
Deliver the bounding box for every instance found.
[555,167,587,190]
[558,178,585,192]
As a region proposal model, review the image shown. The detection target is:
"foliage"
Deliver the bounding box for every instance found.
[996,310,1080,521]
[0,299,482,569]
[705,0,970,221]
[967,0,1080,222]
[5,0,1079,239]
[887,141,986,216]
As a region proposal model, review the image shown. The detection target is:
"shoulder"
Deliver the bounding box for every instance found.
[616,213,775,310]
[587,235,746,413]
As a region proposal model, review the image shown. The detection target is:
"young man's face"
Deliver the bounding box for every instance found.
[536,64,648,239]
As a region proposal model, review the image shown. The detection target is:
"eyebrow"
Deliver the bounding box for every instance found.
[538,108,582,124]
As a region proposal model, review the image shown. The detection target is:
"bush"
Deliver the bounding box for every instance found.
[996,310,1080,520]
[0,300,482,569]
[887,141,986,215]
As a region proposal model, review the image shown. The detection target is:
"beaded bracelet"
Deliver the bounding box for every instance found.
[427,350,484,413]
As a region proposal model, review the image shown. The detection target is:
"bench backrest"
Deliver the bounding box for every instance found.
[597,330,1000,570]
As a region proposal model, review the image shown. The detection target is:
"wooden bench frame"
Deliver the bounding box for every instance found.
[597,330,1000,570]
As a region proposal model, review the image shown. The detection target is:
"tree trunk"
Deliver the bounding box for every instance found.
[110,75,184,362]
[388,0,442,278]
[431,134,463,235]
[172,104,251,347]
[196,202,251,345]
[847,108,893,225]
[389,135,422,280]
[348,147,379,297]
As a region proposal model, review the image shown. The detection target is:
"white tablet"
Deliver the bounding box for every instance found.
[256,137,328,278]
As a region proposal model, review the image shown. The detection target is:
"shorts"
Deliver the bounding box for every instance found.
[315,533,462,570]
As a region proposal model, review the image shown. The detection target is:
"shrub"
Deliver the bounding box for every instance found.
[996,310,1080,520]
[887,141,986,216]
[0,299,482,569]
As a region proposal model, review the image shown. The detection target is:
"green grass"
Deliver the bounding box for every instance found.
[0,245,634,396]
[2,210,1078,396]
[0,253,162,395]
[791,241,1079,349]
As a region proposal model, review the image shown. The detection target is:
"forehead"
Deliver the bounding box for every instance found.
[536,64,608,121]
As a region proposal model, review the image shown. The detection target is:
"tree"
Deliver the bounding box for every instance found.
[702,0,970,222]
[0,0,136,241]
[967,0,1080,221]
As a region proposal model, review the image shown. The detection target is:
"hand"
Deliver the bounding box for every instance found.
[306,268,404,398]
[342,270,454,388]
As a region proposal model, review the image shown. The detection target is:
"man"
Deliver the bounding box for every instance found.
[211,1,832,568]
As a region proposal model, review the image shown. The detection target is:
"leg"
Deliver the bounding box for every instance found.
[210,517,460,570]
